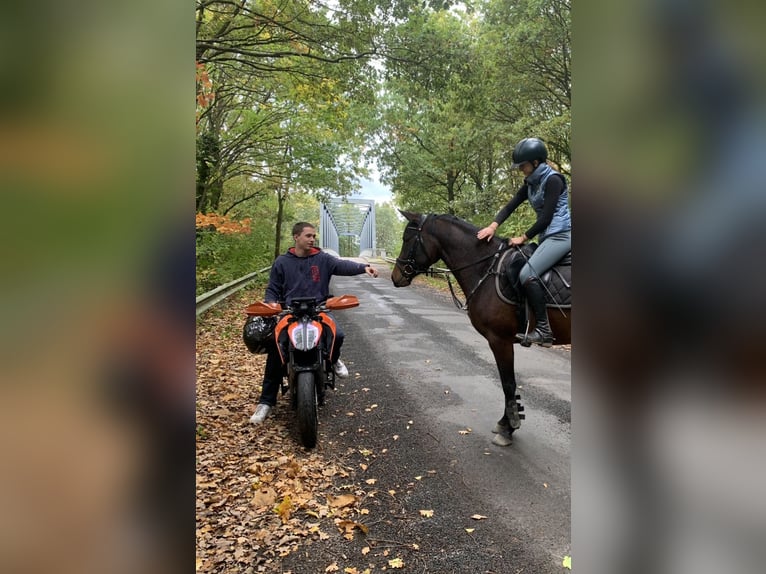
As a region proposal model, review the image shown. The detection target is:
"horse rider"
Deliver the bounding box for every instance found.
[476,137,571,346]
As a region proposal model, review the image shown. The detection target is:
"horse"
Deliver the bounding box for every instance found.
[391,211,571,446]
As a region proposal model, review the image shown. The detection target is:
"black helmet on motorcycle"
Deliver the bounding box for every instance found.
[243,315,277,354]
[511,137,548,168]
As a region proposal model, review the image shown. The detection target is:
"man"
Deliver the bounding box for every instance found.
[250,221,379,424]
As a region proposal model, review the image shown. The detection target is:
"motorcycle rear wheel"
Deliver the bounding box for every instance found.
[295,371,318,448]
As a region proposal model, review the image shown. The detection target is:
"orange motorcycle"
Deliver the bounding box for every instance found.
[244,295,359,448]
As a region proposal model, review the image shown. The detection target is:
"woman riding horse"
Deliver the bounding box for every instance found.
[477,137,571,347]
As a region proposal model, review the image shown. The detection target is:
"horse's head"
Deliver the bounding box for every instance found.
[391,211,440,287]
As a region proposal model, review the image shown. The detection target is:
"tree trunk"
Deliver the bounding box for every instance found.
[274,185,286,259]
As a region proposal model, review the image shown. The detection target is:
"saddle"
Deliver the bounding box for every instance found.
[496,243,571,308]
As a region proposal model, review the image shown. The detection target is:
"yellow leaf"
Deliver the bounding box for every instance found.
[360,463,368,471]
[562,555,572,569]
[275,495,292,523]
[471,514,488,520]
[344,568,359,574]
[362,547,370,555]
[325,562,339,572]
[458,428,472,435]
[393,434,400,440]
[389,557,404,568]
[415,476,423,480]
[419,509,434,518]
[465,528,475,533]
[365,478,377,485]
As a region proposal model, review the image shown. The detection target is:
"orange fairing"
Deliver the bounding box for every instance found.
[325,294,359,310]
[319,312,338,359]
[245,301,281,316]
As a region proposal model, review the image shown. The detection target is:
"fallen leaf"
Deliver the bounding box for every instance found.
[362,547,370,556]
[275,495,292,523]
[360,463,368,471]
[326,563,339,573]
[344,568,359,574]
[393,435,399,440]
[251,487,278,508]
[336,519,369,538]
[562,555,571,569]
[471,514,488,520]
[458,428,472,435]
[365,478,377,485]
[415,476,423,480]
[543,482,548,488]
[389,557,404,568]
[419,509,434,518]
[329,494,357,508]
[465,528,475,533]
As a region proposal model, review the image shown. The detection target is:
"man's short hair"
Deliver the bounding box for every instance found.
[292,221,316,237]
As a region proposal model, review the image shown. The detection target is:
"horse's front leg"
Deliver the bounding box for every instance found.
[488,338,524,446]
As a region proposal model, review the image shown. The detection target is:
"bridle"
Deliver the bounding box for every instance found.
[394,214,434,281]
[395,214,509,310]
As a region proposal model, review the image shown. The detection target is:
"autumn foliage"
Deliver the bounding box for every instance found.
[196,212,251,235]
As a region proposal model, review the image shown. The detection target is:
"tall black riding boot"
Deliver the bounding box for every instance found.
[516,278,554,347]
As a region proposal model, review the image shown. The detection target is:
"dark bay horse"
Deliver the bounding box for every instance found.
[391,211,571,446]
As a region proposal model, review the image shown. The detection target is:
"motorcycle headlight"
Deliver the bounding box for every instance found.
[289,322,320,351]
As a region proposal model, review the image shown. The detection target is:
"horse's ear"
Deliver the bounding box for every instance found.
[399,209,421,223]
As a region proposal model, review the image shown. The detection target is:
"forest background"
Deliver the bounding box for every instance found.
[196,0,570,294]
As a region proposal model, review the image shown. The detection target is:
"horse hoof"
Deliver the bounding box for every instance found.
[492,433,513,447]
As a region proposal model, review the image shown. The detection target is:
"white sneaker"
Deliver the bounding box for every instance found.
[333,359,349,378]
[249,404,272,424]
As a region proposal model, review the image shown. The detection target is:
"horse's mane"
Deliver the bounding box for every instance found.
[433,214,504,248]
[434,213,480,234]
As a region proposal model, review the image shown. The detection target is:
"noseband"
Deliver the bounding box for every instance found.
[395,214,433,281]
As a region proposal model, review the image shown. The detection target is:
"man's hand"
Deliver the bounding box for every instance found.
[364,265,379,278]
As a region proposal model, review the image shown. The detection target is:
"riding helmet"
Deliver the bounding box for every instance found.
[243,315,277,354]
[511,137,548,168]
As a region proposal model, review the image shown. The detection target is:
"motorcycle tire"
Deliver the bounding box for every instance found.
[295,371,318,448]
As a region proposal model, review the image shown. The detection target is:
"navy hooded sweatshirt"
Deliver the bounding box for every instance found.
[265,247,368,306]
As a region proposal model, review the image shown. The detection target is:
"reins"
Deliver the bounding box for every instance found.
[446,243,508,310]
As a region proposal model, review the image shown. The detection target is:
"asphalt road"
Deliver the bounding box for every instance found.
[317,267,571,572]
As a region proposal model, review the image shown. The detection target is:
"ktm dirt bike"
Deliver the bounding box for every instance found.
[245,295,359,448]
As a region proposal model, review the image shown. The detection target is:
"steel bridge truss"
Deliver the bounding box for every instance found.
[319,198,376,258]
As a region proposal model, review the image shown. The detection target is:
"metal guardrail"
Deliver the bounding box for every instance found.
[196,266,272,316]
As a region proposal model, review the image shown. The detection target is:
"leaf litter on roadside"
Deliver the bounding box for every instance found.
[196,291,374,573]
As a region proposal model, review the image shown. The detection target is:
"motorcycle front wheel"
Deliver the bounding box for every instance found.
[295,371,318,448]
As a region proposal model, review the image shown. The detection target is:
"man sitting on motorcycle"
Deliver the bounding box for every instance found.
[250,221,379,425]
